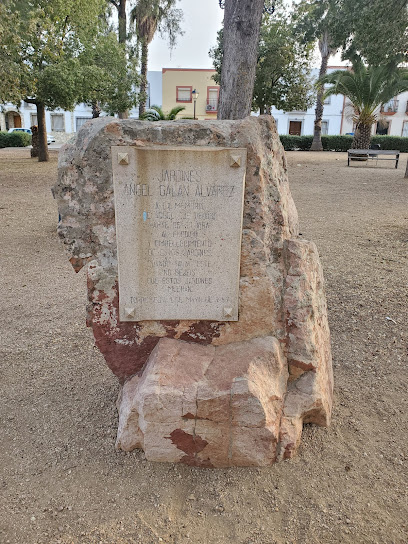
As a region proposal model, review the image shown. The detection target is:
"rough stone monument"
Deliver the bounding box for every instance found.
[54,116,333,467]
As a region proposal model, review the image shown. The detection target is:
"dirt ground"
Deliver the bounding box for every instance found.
[1,147,407,544]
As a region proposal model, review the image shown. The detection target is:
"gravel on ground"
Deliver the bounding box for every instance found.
[0,148,407,544]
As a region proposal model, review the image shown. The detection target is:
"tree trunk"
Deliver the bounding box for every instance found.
[118,0,127,45]
[118,0,129,120]
[37,103,49,163]
[352,123,372,149]
[405,158,408,178]
[30,125,39,158]
[92,101,101,118]
[217,0,264,120]
[139,40,148,118]
[310,32,332,151]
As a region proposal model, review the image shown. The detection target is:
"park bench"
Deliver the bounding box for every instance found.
[347,149,400,168]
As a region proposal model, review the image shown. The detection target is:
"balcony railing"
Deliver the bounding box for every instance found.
[381,99,399,114]
[206,98,218,113]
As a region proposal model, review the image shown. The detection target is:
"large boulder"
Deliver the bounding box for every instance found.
[54,116,333,465]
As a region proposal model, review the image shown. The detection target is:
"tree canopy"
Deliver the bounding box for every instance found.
[77,32,138,116]
[340,0,408,64]
[294,0,408,65]
[0,0,136,160]
[253,16,314,113]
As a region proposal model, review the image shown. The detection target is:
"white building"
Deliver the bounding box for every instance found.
[272,66,408,137]
[271,67,348,136]
[0,71,162,143]
[2,66,407,139]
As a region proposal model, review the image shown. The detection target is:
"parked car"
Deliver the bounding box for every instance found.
[9,128,55,145]
[8,127,56,145]
[8,127,32,136]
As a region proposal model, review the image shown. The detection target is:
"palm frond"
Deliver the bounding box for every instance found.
[139,104,164,121]
[140,104,185,121]
[321,57,408,121]
[166,105,185,119]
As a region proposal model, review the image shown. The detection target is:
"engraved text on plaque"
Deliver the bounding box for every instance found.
[112,146,247,321]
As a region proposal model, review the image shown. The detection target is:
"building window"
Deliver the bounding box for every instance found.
[323,88,331,105]
[206,86,219,112]
[30,113,38,127]
[76,117,92,131]
[176,86,192,102]
[402,121,408,137]
[376,119,390,135]
[51,114,65,132]
[381,99,399,114]
[321,120,329,135]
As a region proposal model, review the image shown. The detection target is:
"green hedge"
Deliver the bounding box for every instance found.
[279,134,408,153]
[0,131,32,148]
[279,135,313,151]
[322,135,354,151]
[370,136,408,152]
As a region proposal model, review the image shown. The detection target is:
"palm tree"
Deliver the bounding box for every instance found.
[322,57,408,149]
[131,0,183,118]
[311,29,336,150]
[293,0,343,151]
[140,104,185,121]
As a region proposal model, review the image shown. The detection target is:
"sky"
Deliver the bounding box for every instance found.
[148,0,224,71]
[146,0,346,72]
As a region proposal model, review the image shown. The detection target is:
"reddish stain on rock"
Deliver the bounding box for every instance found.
[167,428,208,456]
[289,359,317,372]
[178,320,221,344]
[92,324,160,383]
[88,279,223,381]
[182,412,196,420]
[69,256,88,273]
[105,122,122,136]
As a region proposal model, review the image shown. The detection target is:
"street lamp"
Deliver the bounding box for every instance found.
[192,89,199,120]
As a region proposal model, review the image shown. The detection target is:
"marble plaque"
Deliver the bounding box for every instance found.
[112,146,247,321]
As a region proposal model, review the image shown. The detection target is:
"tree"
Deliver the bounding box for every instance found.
[217,0,265,119]
[0,5,22,106]
[77,32,138,118]
[293,0,346,151]
[322,57,408,149]
[131,0,183,118]
[341,0,408,65]
[210,17,314,115]
[108,0,132,118]
[254,19,314,114]
[140,104,185,120]
[109,0,128,45]
[294,0,408,151]
[0,0,133,161]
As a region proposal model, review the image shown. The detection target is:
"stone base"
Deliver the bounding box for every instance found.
[116,335,331,467]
